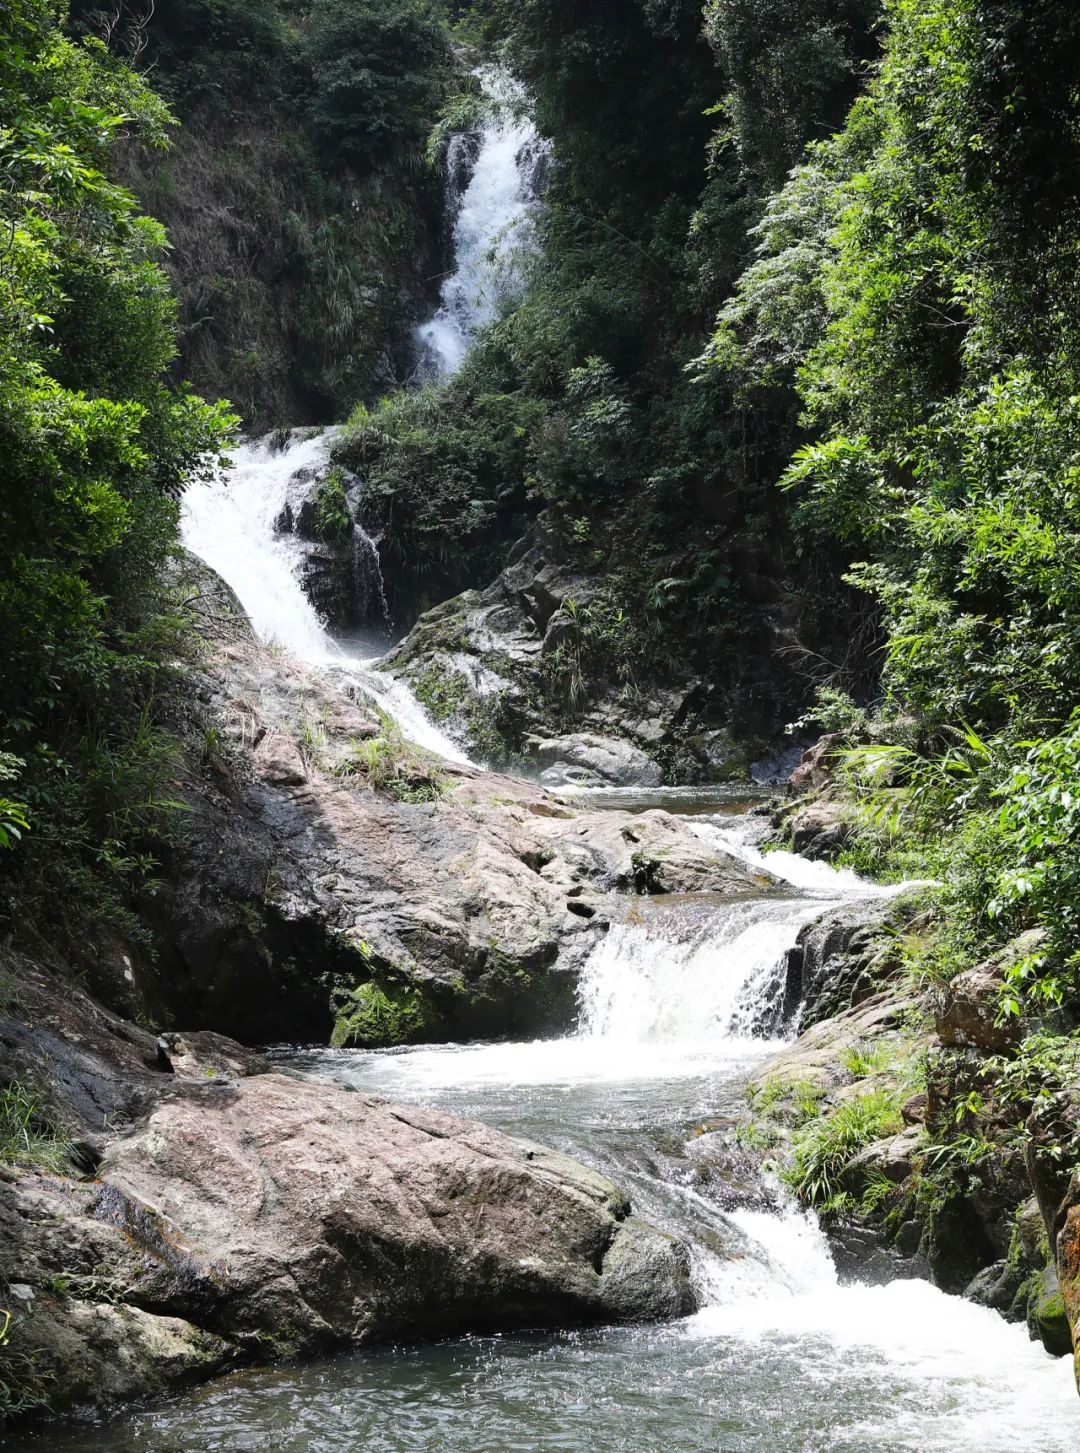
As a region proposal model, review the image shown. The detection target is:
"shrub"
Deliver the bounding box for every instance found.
[786,1089,902,1209]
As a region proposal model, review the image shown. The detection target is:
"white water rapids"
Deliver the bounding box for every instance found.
[417,67,546,378]
[276,846,1076,1452]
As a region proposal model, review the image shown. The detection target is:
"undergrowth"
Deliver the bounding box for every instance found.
[0,1082,72,1175]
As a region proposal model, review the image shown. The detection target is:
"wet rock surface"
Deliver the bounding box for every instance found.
[1,955,694,1422]
[141,555,770,1048]
[788,899,910,1030]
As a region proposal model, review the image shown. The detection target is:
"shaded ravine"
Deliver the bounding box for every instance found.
[111,68,1080,1453]
[14,846,1077,1452]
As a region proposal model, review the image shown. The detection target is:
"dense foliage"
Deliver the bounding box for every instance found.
[0,0,232,945]
[334,0,1080,1021]
[712,0,1080,1007]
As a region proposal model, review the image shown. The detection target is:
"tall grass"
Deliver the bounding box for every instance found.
[0,1083,71,1174]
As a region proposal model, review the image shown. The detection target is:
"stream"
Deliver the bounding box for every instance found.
[11,840,1077,1451]
[16,65,1075,1453]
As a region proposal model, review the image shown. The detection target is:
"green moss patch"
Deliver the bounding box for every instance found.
[330,981,437,1048]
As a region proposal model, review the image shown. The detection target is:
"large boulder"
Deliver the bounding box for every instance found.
[935,931,1046,1053]
[531,731,662,789]
[1,1072,693,1418]
[137,555,770,1048]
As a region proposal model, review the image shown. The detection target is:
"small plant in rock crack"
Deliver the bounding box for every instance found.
[0,1082,72,1173]
[785,1090,902,1209]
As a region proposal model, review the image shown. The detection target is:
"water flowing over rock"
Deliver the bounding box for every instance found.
[139,554,772,1047]
[0,959,692,1418]
[416,67,548,379]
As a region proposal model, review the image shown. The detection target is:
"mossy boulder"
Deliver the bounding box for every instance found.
[1027,1265,1074,1357]
[330,980,438,1048]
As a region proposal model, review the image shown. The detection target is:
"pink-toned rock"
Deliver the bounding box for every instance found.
[1,1072,693,1419]
[94,1074,692,1348]
[790,734,840,792]
[253,731,307,786]
[1055,1175,1080,1388]
[935,933,1045,1053]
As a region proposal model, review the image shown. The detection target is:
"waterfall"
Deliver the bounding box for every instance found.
[349,518,392,634]
[577,899,820,1047]
[417,66,547,379]
[181,433,475,766]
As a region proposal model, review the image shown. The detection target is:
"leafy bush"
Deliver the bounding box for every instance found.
[335,719,445,802]
[786,1088,903,1209]
[302,0,453,167]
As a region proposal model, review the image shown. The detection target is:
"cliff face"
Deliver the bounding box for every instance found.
[68,0,458,429]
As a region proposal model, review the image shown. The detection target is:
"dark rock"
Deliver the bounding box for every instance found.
[920,1195,1001,1295]
[790,900,906,1030]
[964,1260,1017,1313]
[788,802,851,861]
[827,1222,930,1286]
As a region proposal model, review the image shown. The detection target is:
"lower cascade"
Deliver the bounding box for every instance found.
[18,790,1075,1451]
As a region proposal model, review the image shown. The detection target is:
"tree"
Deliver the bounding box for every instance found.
[0,0,233,938]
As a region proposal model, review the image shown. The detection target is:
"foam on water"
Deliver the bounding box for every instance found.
[691,813,927,897]
[578,897,822,1045]
[689,1206,1078,1450]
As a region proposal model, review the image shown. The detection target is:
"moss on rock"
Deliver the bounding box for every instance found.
[330,981,437,1049]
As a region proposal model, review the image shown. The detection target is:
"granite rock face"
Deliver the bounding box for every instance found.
[137,555,772,1048]
[0,1080,694,1418]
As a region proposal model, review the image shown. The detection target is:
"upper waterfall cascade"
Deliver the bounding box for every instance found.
[417,67,547,379]
[178,68,550,762]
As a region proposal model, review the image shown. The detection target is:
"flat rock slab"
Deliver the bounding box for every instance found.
[2,1073,693,1417]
